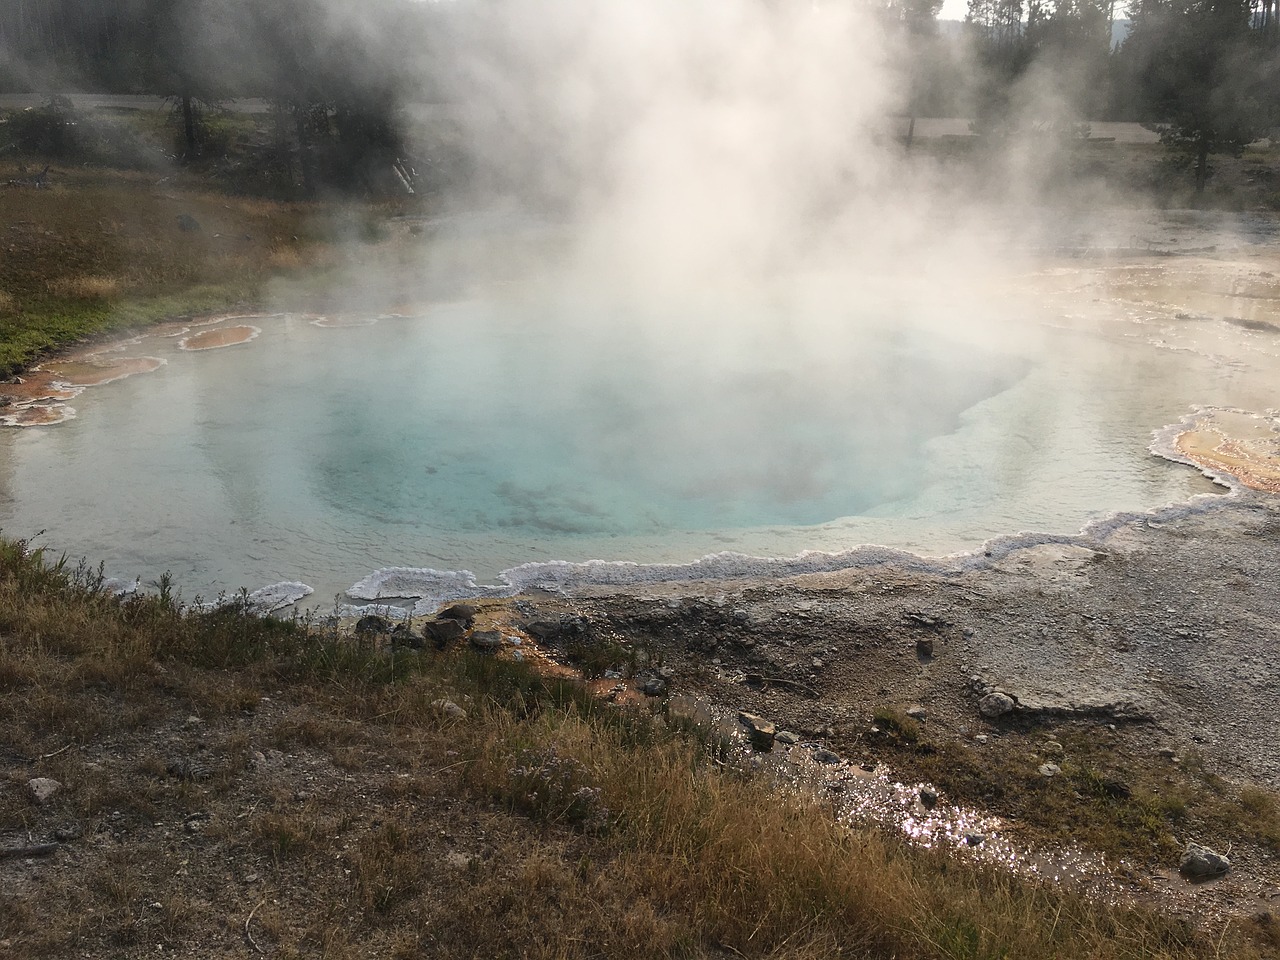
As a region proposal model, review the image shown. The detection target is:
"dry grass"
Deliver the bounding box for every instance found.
[0,536,1275,959]
[43,274,123,300]
[0,164,366,374]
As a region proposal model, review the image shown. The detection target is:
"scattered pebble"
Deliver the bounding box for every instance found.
[738,712,777,751]
[1181,842,1231,879]
[978,692,1016,719]
[469,630,502,651]
[431,698,467,720]
[26,778,62,805]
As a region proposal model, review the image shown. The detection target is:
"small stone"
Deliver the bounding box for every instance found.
[355,614,391,635]
[391,623,422,648]
[27,778,62,805]
[978,692,1016,719]
[469,630,503,651]
[919,786,939,809]
[905,706,928,721]
[438,604,478,623]
[964,831,986,846]
[812,747,841,764]
[974,734,989,744]
[1038,763,1061,778]
[1158,747,1177,759]
[811,657,825,670]
[916,636,934,658]
[738,712,777,751]
[443,852,475,870]
[642,677,667,697]
[775,730,800,746]
[1043,740,1064,757]
[423,618,466,649]
[431,698,467,720]
[1180,842,1230,879]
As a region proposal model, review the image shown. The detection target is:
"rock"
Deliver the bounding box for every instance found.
[974,734,989,744]
[905,706,928,721]
[919,786,939,809]
[978,692,1016,719]
[438,603,478,623]
[355,614,391,636]
[916,636,934,658]
[642,677,667,697]
[1158,747,1178,759]
[469,630,503,652]
[811,657,825,670]
[775,730,800,746]
[1180,842,1230,879]
[1038,763,1061,778]
[525,619,561,640]
[176,213,201,232]
[431,698,467,720]
[391,623,422,649]
[1042,740,1064,757]
[738,711,777,751]
[27,778,62,805]
[812,748,841,764]
[964,831,986,846]
[667,695,716,733]
[423,618,466,649]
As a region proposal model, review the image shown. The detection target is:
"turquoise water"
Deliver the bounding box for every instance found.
[1,228,1266,608]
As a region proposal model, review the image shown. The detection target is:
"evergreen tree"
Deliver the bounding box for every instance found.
[1122,0,1266,191]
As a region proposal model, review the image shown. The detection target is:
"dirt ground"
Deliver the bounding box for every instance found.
[490,481,1280,919]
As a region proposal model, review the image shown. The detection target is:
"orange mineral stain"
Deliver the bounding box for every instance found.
[178,325,261,351]
[0,403,75,427]
[1176,418,1280,494]
[43,356,164,387]
[0,372,79,404]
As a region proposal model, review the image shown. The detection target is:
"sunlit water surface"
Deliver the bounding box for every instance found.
[2,215,1277,608]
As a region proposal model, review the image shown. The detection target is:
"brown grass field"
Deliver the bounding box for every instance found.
[2,540,1278,959]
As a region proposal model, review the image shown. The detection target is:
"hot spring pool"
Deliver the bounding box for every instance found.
[2,220,1277,611]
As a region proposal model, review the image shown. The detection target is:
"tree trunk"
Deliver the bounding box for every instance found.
[294,103,316,197]
[181,94,197,159]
